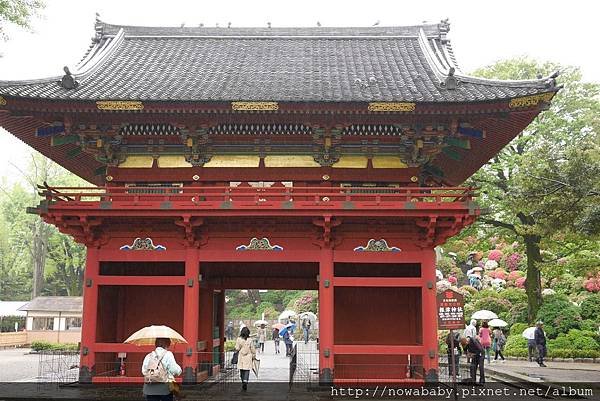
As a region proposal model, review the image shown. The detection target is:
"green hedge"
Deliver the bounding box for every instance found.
[224,340,236,352]
[30,341,79,352]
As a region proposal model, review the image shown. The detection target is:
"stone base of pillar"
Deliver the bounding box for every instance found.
[319,368,333,386]
[183,366,196,384]
[79,365,93,384]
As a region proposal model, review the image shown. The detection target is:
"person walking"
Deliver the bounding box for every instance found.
[463,319,477,363]
[478,322,492,363]
[257,324,266,354]
[527,337,537,362]
[226,321,234,341]
[461,335,485,385]
[272,327,281,354]
[283,329,293,356]
[302,318,311,344]
[235,327,257,391]
[446,331,461,379]
[141,338,182,401]
[534,321,547,367]
[492,327,506,362]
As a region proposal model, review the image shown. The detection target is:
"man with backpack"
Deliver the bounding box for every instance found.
[142,338,182,401]
[460,335,485,385]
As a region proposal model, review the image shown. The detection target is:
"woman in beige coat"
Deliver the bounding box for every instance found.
[235,326,256,391]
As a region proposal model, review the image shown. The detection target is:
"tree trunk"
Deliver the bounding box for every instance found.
[517,211,543,323]
[31,219,49,297]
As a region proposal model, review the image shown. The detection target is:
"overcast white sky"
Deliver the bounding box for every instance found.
[0,0,598,184]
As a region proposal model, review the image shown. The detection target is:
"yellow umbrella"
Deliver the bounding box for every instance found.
[124,325,187,346]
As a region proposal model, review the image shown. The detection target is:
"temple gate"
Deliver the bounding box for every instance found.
[0,18,557,385]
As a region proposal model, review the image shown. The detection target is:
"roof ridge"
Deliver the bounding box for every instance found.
[96,19,445,38]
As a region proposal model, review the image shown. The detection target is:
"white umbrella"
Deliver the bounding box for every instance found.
[299,311,317,323]
[471,310,498,320]
[253,319,268,326]
[278,310,297,322]
[488,318,508,327]
[124,325,187,346]
[522,327,536,340]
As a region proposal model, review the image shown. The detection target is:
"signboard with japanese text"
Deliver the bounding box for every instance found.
[437,289,465,330]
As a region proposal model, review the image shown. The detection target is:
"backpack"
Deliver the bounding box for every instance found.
[144,350,169,383]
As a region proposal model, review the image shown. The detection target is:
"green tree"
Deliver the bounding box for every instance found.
[0,0,44,40]
[470,58,600,322]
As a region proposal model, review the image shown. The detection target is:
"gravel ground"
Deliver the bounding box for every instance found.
[0,348,39,382]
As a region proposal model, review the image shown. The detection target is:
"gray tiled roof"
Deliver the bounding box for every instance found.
[0,20,556,103]
[18,296,83,313]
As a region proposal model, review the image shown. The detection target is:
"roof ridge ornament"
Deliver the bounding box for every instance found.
[441,67,458,90]
[59,66,79,90]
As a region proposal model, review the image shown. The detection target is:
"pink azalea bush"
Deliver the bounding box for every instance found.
[583,273,600,293]
[506,253,522,271]
[488,249,504,261]
[507,270,524,282]
[515,277,526,289]
[488,268,507,281]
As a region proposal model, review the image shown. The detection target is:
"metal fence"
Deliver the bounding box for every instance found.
[38,351,80,384]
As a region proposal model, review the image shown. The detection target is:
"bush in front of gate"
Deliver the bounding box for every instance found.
[31,341,79,352]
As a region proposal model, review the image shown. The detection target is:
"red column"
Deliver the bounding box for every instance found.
[421,249,438,380]
[80,246,99,383]
[318,247,334,383]
[198,284,214,376]
[183,248,200,383]
[217,291,225,355]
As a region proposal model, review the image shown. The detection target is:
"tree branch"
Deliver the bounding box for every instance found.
[477,217,516,232]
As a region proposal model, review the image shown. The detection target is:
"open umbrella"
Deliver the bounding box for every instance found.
[278,310,297,322]
[522,327,536,340]
[272,323,285,330]
[488,318,508,327]
[298,311,317,324]
[253,319,268,326]
[279,323,296,337]
[471,310,498,320]
[124,325,187,346]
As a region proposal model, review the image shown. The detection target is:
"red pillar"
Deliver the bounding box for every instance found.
[217,290,225,356]
[198,284,214,376]
[318,247,334,383]
[183,248,200,383]
[421,249,438,380]
[80,246,99,383]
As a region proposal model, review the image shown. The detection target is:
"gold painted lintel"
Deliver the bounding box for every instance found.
[96,100,144,111]
[0,96,6,106]
[231,101,279,111]
[368,102,416,112]
[509,92,555,109]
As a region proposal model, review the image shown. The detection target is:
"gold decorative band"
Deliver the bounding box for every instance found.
[96,100,144,110]
[0,96,6,106]
[231,101,279,111]
[368,102,416,112]
[509,93,554,109]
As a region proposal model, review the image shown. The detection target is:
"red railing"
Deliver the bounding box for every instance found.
[39,186,475,208]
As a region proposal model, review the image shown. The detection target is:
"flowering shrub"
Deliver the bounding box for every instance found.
[487,268,507,281]
[484,259,499,270]
[583,272,600,292]
[515,277,526,289]
[488,249,503,261]
[506,253,522,271]
[507,270,524,282]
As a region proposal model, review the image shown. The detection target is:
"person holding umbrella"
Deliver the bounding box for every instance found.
[125,325,186,401]
[235,326,257,391]
[141,338,182,401]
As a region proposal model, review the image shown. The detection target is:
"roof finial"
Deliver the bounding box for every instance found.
[59,66,79,90]
[267,22,272,28]
[443,67,457,90]
[228,22,231,28]
[372,20,380,26]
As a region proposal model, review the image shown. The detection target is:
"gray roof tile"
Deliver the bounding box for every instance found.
[0,21,556,103]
